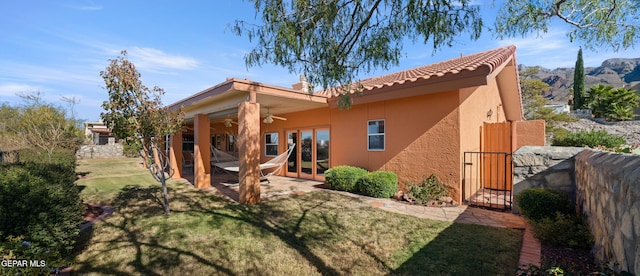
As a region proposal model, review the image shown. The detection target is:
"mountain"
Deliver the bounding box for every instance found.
[519,58,640,104]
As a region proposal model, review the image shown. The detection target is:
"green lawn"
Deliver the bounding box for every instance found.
[75,158,523,275]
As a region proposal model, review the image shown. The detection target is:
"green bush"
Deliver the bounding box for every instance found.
[0,235,64,275]
[123,141,140,157]
[531,212,594,249]
[17,148,77,171]
[324,165,368,192]
[0,150,83,258]
[407,174,449,204]
[586,84,640,121]
[551,129,626,148]
[516,188,573,221]
[357,171,398,198]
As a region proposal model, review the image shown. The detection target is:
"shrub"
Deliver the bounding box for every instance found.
[531,212,594,249]
[516,188,573,221]
[586,84,640,121]
[0,151,83,258]
[407,174,449,204]
[0,235,64,275]
[324,165,368,192]
[358,171,398,198]
[551,129,626,148]
[123,142,140,157]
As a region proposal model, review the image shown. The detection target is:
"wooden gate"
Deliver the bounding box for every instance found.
[482,122,513,191]
[462,122,514,210]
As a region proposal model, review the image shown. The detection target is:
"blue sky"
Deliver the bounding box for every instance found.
[1,0,637,121]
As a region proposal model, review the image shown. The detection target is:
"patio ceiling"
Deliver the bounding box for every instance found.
[172,78,327,121]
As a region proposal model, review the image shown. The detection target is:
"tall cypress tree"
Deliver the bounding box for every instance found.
[573,48,585,110]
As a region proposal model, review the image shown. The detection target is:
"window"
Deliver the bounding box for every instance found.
[367,120,385,151]
[265,132,279,157]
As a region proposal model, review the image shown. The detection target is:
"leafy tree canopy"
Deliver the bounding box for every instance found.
[0,94,82,160]
[494,0,639,51]
[233,0,483,94]
[100,51,184,215]
[235,0,638,99]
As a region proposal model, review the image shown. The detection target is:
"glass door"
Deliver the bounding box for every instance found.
[300,130,313,178]
[315,129,330,179]
[285,128,330,180]
[286,131,298,177]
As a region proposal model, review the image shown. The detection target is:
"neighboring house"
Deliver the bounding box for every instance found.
[167,45,545,204]
[544,104,570,114]
[84,121,117,145]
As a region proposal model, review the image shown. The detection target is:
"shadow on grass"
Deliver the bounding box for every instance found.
[74,184,349,275]
[392,210,524,275]
[73,183,523,275]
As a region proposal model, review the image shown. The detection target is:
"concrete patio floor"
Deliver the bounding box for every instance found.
[180,173,541,267]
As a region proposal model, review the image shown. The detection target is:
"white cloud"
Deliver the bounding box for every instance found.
[128,47,200,71]
[495,29,581,68]
[78,5,103,11]
[0,83,42,97]
[0,61,101,86]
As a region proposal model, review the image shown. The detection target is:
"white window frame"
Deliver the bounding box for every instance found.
[367,119,385,151]
[264,132,279,157]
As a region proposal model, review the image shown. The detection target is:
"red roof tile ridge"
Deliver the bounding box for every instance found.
[316,45,516,97]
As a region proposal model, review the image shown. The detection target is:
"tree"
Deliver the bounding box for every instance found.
[520,67,552,119]
[233,0,483,107]
[494,0,639,51]
[0,94,83,161]
[520,66,576,129]
[235,0,638,101]
[573,48,585,110]
[586,84,640,121]
[100,51,184,215]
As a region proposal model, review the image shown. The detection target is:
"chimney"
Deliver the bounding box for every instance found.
[292,75,310,93]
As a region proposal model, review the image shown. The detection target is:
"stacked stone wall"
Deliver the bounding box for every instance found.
[512,146,585,213]
[575,150,640,274]
[76,144,123,159]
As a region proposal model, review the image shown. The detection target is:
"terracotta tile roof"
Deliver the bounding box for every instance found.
[316,45,516,97]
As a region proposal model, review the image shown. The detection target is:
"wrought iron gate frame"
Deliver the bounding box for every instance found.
[463,151,513,211]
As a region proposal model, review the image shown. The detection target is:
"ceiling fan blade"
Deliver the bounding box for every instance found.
[271,115,287,121]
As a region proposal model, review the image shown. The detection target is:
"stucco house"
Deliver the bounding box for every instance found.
[167,45,545,204]
[84,120,117,145]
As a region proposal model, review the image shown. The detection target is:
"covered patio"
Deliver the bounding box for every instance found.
[168,77,327,204]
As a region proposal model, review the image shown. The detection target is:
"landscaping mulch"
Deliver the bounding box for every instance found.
[83,204,104,223]
[541,242,597,274]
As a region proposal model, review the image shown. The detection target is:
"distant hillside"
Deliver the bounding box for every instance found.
[519,57,640,104]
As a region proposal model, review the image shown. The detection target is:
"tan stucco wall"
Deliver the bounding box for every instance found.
[513,120,546,150]
[330,89,462,198]
[458,79,507,202]
[458,79,507,154]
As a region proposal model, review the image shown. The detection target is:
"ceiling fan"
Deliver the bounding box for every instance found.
[263,108,287,124]
[223,118,237,128]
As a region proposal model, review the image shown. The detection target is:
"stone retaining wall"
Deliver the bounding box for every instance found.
[512,146,585,213]
[77,144,123,159]
[575,149,640,274]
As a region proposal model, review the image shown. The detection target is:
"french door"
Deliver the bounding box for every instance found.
[286,128,330,181]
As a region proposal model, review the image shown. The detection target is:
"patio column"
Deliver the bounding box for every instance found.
[194,114,211,189]
[238,99,261,204]
[169,132,183,179]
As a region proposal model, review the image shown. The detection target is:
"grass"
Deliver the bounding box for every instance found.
[74,158,523,275]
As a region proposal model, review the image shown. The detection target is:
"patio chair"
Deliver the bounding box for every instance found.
[212,144,295,183]
[182,151,194,169]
